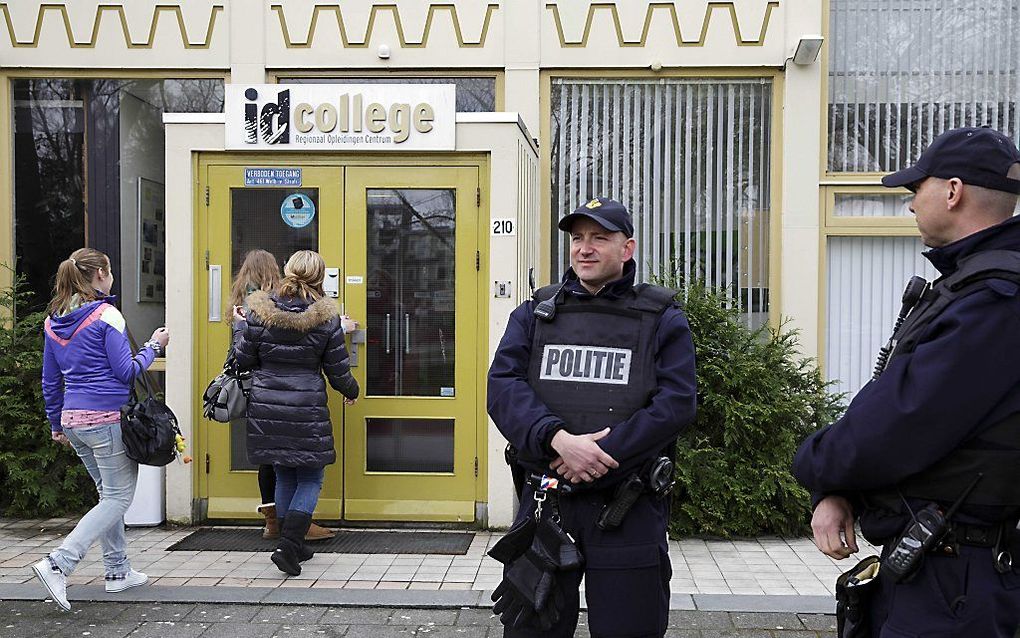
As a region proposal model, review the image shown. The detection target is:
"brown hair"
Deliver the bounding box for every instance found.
[229,249,281,311]
[48,248,111,316]
[277,250,325,302]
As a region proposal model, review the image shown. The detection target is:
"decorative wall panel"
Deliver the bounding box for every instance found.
[266,1,504,68]
[0,1,228,67]
[542,0,785,67]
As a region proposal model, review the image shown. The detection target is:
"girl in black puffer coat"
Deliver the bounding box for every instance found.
[233,250,358,576]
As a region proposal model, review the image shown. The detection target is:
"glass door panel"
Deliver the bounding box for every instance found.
[366,189,456,397]
[200,164,343,519]
[228,188,319,471]
[343,167,478,522]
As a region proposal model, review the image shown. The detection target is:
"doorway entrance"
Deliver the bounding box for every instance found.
[197,159,481,522]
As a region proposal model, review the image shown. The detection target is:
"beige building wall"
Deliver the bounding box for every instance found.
[2,0,826,525]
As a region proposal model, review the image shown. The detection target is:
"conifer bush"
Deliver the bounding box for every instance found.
[0,272,96,516]
[666,279,845,538]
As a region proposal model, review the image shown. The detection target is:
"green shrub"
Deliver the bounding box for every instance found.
[664,279,844,538]
[0,272,97,517]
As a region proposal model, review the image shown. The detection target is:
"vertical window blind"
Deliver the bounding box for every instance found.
[826,235,937,397]
[829,0,1020,173]
[551,79,773,324]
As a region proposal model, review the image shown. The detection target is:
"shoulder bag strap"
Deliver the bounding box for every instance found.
[124,326,161,399]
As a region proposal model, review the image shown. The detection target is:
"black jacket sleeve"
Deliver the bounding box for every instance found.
[233,318,261,371]
[322,318,359,400]
[487,302,567,462]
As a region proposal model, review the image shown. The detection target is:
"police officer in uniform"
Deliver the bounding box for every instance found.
[793,127,1020,636]
[487,198,697,637]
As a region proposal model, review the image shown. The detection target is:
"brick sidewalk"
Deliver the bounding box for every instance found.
[0,518,878,597]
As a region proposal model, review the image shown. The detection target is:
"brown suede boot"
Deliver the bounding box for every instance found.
[258,504,280,540]
[304,522,336,541]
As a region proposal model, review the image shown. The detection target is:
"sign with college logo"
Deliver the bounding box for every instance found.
[225,84,455,151]
[540,345,632,385]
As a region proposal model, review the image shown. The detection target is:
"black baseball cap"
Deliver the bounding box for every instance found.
[882,126,1020,194]
[558,198,634,237]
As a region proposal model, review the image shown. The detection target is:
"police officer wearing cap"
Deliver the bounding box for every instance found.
[793,126,1020,636]
[487,198,697,637]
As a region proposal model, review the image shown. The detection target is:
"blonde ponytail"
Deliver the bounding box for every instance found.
[48,248,110,316]
[277,250,325,302]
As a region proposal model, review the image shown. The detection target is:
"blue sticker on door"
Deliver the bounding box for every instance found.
[281,193,315,228]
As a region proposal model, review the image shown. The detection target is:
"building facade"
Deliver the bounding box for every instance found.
[2,0,1017,526]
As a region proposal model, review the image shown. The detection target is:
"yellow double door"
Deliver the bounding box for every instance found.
[198,161,480,522]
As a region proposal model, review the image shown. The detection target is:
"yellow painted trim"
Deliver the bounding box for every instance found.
[818,0,830,180]
[207,497,341,521]
[344,498,474,522]
[475,158,490,507]
[0,3,223,49]
[823,185,915,229]
[1,68,225,80]
[271,3,499,49]
[815,187,828,372]
[767,71,784,332]
[193,153,207,504]
[545,1,779,48]
[0,73,11,290]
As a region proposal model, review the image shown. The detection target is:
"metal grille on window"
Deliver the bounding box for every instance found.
[550,79,772,327]
[828,0,1020,173]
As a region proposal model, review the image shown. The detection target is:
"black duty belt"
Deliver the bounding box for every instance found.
[936,520,1017,573]
[947,521,1003,548]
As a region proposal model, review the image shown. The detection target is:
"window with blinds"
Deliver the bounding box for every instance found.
[826,235,937,397]
[828,0,1020,173]
[550,79,773,325]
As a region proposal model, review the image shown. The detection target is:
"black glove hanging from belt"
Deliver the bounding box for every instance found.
[488,476,584,631]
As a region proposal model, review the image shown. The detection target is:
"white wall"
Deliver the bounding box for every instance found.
[119,85,168,339]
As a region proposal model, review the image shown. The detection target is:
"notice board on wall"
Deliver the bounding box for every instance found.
[137,177,166,303]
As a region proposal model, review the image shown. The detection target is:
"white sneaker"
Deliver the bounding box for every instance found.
[105,569,148,593]
[31,558,69,611]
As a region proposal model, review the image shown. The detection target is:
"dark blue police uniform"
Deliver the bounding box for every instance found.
[793,127,1020,637]
[488,257,696,638]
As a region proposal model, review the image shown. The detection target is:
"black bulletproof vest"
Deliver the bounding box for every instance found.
[865,250,1020,515]
[527,283,676,438]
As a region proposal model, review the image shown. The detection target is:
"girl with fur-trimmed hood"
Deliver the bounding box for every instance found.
[233,250,358,576]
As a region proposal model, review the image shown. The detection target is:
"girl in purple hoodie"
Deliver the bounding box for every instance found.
[31,248,170,611]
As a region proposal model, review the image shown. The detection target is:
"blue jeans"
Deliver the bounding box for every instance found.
[274,465,325,517]
[50,421,138,578]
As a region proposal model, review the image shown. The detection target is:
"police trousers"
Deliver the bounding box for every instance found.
[504,484,671,638]
[868,543,1020,637]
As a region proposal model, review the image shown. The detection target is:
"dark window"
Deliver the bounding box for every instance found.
[11,79,223,333]
[280,76,496,112]
[13,80,86,311]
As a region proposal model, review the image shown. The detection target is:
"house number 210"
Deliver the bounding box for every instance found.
[492,219,516,236]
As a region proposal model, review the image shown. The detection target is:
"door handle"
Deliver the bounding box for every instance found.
[405,313,410,354]
[349,328,367,367]
[385,313,391,354]
[208,265,221,322]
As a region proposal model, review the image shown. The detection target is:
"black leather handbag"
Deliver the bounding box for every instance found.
[202,353,252,423]
[120,333,181,466]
